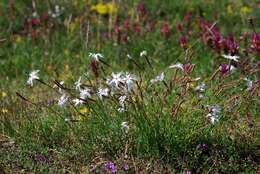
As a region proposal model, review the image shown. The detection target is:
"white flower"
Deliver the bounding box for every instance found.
[97,88,109,99]
[55,5,60,13]
[119,95,127,106]
[127,54,132,59]
[244,78,253,91]
[118,107,126,113]
[27,70,40,86]
[121,121,129,133]
[206,105,221,124]
[194,83,207,92]
[58,94,69,106]
[206,113,218,124]
[123,72,137,91]
[72,98,84,106]
[79,88,91,99]
[222,54,239,62]
[140,50,147,57]
[32,12,38,17]
[106,72,124,89]
[169,62,184,71]
[89,52,103,61]
[75,77,82,91]
[118,95,127,112]
[150,72,165,84]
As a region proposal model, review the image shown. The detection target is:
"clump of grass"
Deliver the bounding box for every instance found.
[1,0,259,173]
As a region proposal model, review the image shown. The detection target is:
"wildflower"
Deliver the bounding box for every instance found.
[90,58,99,77]
[251,33,260,53]
[161,22,171,37]
[79,88,91,99]
[179,35,189,48]
[122,163,129,171]
[75,77,82,91]
[106,72,124,89]
[32,12,38,18]
[31,18,40,26]
[89,52,103,62]
[150,72,165,84]
[97,88,109,99]
[2,92,7,98]
[194,83,207,92]
[91,2,117,15]
[219,64,236,75]
[197,143,209,152]
[126,54,132,59]
[1,108,8,114]
[124,19,131,30]
[140,50,147,57]
[133,22,141,33]
[106,2,118,14]
[183,63,194,73]
[240,6,252,14]
[72,98,84,106]
[118,95,127,112]
[58,94,69,106]
[121,121,129,133]
[91,3,108,15]
[137,1,147,15]
[79,107,92,114]
[244,78,253,91]
[123,72,137,92]
[223,35,239,55]
[104,161,117,173]
[222,54,239,62]
[206,105,221,124]
[27,70,40,86]
[169,62,184,71]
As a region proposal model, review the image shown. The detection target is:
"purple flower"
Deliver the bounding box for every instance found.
[122,163,129,171]
[251,33,260,53]
[223,35,239,55]
[219,64,236,75]
[198,143,209,151]
[104,161,117,173]
[186,171,192,174]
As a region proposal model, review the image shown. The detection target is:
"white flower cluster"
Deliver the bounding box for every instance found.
[106,72,138,94]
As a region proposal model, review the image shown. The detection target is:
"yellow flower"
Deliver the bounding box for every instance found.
[2,92,7,98]
[227,4,233,14]
[107,2,118,14]
[14,35,22,43]
[91,3,108,15]
[1,108,8,113]
[79,107,92,114]
[91,2,118,15]
[240,6,252,14]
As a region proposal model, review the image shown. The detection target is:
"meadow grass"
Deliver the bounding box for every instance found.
[0,0,259,173]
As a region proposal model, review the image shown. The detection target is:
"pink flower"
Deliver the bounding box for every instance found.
[161,22,171,38]
[179,35,188,48]
[251,33,260,53]
[223,35,239,55]
[219,64,236,75]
